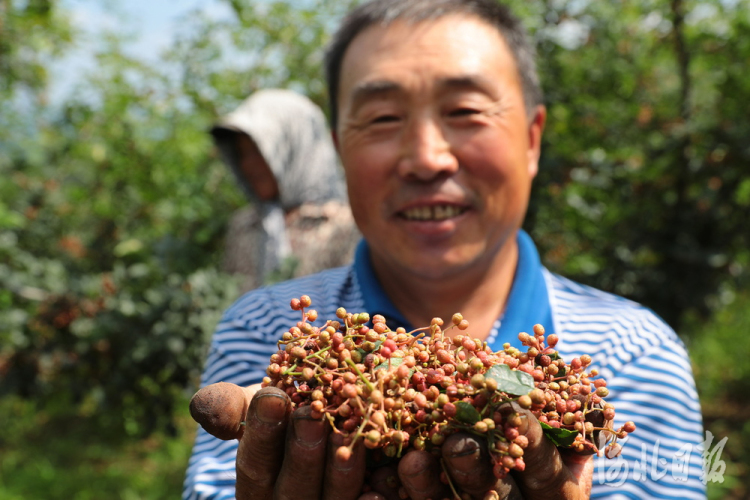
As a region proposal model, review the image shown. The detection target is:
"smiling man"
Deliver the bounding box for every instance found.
[183,1,705,499]
[333,13,545,340]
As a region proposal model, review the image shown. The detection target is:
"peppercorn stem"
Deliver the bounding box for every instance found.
[345,358,375,392]
[308,346,331,360]
[348,404,374,451]
[440,458,462,500]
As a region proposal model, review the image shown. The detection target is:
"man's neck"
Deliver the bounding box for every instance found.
[370,237,519,341]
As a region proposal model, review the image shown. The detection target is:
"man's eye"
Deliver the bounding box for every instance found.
[372,115,400,124]
[449,108,479,117]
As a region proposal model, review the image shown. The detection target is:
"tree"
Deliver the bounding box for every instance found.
[1,0,748,439]
[521,0,750,330]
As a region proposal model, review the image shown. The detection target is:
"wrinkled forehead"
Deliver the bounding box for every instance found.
[344,13,508,64]
[337,15,519,108]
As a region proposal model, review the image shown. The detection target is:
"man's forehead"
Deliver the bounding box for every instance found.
[349,75,499,103]
[338,16,516,104]
[345,14,503,57]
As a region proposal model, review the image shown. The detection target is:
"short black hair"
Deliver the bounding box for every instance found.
[324,0,543,130]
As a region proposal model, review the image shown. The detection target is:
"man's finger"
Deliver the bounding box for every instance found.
[512,408,590,498]
[274,405,331,499]
[441,433,494,495]
[367,464,402,500]
[189,382,259,440]
[236,387,293,500]
[441,432,519,498]
[397,449,450,500]
[322,432,367,500]
[559,450,594,498]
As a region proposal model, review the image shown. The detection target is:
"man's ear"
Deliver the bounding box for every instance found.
[527,104,547,179]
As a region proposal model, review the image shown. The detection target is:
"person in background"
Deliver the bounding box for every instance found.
[211,89,360,293]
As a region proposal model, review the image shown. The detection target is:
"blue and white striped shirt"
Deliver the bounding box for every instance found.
[184,231,706,499]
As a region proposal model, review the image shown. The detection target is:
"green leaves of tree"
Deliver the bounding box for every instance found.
[521,0,750,329]
[3,0,749,440]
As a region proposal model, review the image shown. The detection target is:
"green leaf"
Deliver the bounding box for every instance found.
[357,340,383,361]
[540,422,578,447]
[484,364,535,396]
[374,355,401,371]
[454,402,481,425]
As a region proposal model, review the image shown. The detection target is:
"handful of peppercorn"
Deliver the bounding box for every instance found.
[191,295,635,490]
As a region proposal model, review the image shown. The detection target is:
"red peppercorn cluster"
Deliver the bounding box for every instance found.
[261,295,635,480]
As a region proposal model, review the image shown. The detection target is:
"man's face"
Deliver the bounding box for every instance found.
[334,15,545,280]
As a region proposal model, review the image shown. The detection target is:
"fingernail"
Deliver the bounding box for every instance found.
[517,413,529,434]
[447,438,481,470]
[448,437,480,458]
[293,415,326,447]
[254,393,289,424]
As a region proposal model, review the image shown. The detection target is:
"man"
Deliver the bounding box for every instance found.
[184,1,705,498]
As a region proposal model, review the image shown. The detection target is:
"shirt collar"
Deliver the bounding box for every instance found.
[352,229,553,348]
[488,229,553,350]
[352,239,410,329]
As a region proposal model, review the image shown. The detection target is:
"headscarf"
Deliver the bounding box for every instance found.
[211,89,348,282]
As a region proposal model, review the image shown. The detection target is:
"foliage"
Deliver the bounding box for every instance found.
[1,1,242,436]
[0,0,73,96]
[156,0,750,333]
[1,249,238,435]
[522,0,750,329]
[163,0,359,116]
[687,292,750,500]
[0,395,195,499]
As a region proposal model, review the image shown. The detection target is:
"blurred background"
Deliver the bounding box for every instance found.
[1,0,748,498]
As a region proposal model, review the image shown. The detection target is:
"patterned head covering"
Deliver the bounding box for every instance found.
[211,89,348,283]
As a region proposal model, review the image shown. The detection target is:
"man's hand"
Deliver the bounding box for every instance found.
[396,407,593,500]
[215,385,591,500]
[235,385,367,500]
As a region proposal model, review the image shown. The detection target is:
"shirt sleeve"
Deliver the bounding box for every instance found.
[590,335,706,499]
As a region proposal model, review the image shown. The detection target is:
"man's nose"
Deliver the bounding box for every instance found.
[397,117,458,181]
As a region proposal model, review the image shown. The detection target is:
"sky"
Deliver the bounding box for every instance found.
[52,0,234,102]
[61,0,230,55]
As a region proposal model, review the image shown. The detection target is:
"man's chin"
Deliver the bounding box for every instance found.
[394,254,479,282]
[368,237,486,282]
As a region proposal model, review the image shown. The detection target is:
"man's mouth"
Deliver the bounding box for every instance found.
[399,204,468,222]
